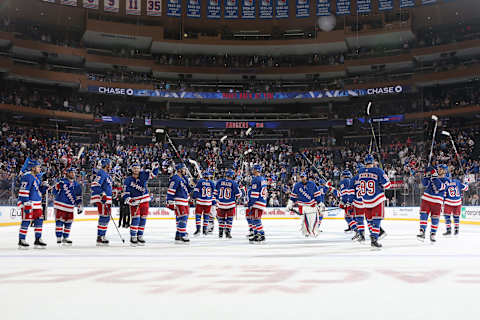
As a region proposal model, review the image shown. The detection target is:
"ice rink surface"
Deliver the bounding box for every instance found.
[1,218,479,320]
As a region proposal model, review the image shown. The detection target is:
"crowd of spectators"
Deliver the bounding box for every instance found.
[0,121,478,207]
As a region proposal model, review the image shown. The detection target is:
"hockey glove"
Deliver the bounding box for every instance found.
[167,200,175,211]
[101,193,108,204]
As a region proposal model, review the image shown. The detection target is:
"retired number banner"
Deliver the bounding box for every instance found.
[242,0,256,19]
[126,0,141,15]
[421,0,437,4]
[187,0,201,18]
[104,0,120,12]
[147,0,162,16]
[83,0,99,8]
[61,0,77,6]
[276,0,289,18]
[356,0,371,13]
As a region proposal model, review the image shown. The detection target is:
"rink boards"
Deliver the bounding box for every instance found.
[1,205,479,226]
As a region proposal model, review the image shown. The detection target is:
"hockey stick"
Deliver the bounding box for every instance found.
[106,203,125,243]
[441,131,465,176]
[299,152,329,182]
[366,101,384,170]
[428,115,439,167]
[188,159,203,179]
[156,129,194,181]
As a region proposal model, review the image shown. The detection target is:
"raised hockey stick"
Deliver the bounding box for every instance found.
[300,152,329,182]
[441,130,465,175]
[428,115,439,167]
[188,159,203,179]
[366,101,384,170]
[156,129,195,181]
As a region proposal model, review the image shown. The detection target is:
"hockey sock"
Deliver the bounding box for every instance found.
[226,217,233,231]
[419,212,428,232]
[349,218,358,231]
[33,218,43,239]
[355,216,365,233]
[97,216,110,237]
[19,220,30,240]
[138,217,147,236]
[366,219,372,234]
[195,214,201,227]
[55,220,64,239]
[176,216,188,237]
[63,221,72,239]
[202,214,209,230]
[370,219,381,240]
[453,215,460,230]
[444,214,452,230]
[130,217,140,237]
[218,217,225,231]
[431,217,440,234]
[345,216,352,226]
[254,219,264,235]
[247,217,254,232]
[318,215,323,226]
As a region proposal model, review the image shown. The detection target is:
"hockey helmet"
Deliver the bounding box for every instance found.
[253,164,262,172]
[341,170,352,178]
[225,169,235,178]
[175,163,185,171]
[364,154,375,165]
[100,158,111,168]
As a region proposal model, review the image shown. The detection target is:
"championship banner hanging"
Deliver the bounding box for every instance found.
[61,0,77,6]
[167,0,182,16]
[400,0,415,8]
[421,0,437,4]
[147,0,162,16]
[378,0,393,11]
[104,0,120,12]
[259,0,273,19]
[276,0,289,18]
[356,0,371,14]
[242,0,256,19]
[126,0,141,15]
[225,0,239,19]
[83,0,99,9]
[42,0,56,3]
[316,0,330,16]
[336,0,351,15]
[187,0,201,18]
[207,0,222,18]
[296,0,310,18]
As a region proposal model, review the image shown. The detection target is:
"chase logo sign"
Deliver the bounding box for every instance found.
[461,206,480,221]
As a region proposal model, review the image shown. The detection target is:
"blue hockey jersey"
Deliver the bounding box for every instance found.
[339,178,354,204]
[352,175,364,209]
[214,178,241,209]
[166,174,192,206]
[18,173,44,209]
[193,179,216,206]
[421,177,445,205]
[123,169,158,205]
[289,181,322,207]
[357,167,391,208]
[53,178,82,212]
[444,179,468,207]
[90,169,113,204]
[248,176,268,210]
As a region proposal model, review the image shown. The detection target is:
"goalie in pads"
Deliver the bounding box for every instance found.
[287,172,325,237]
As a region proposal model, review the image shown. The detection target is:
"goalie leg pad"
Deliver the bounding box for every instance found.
[301,207,319,237]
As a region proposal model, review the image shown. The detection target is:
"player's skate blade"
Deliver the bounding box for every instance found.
[175,235,190,244]
[62,238,73,246]
[34,238,47,249]
[96,236,109,246]
[18,239,29,250]
[416,230,426,242]
[137,236,146,246]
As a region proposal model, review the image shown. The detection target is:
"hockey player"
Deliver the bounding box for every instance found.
[440,165,468,236]
[417,166,445,243]
[214,169,241,239]
[166,163,193,243]
[17,159,47,249]
[123,162,159,246]
[287,172,324,237]
[52,167,83,246]
[339,170,357,233]
[357,155,391,248]
[192,170,216,236]
[91,159,113,246]
[247,165,268,243]
[352,163,366,242]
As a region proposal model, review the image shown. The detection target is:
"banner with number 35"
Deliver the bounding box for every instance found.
[147,0,162,16]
